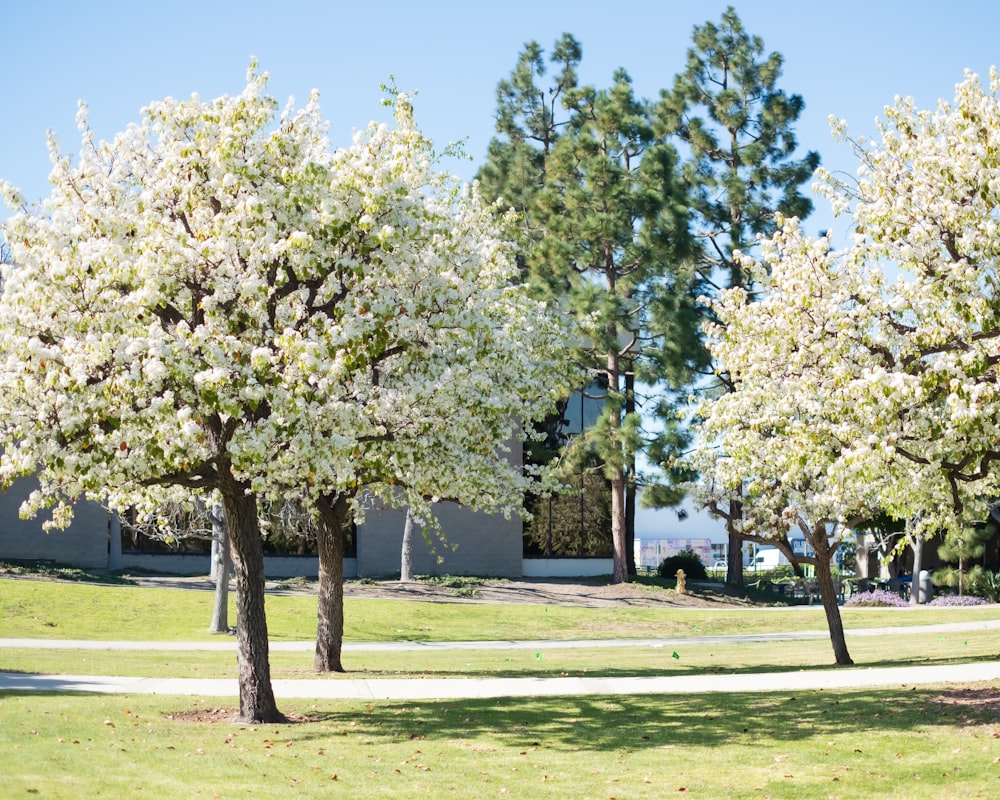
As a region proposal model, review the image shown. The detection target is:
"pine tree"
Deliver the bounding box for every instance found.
[935,522,994,597]
[479,35,704,583]
[657,7,820,586]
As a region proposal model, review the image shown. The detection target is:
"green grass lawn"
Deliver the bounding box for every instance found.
[2,687,998,798]
[3,576,999,643]
[3,574,1000,797]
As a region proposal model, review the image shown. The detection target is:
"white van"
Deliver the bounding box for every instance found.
[752,548,789,570]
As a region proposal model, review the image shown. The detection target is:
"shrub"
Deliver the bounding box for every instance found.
[844,589,909,608]
[970,570,1000,602]
[928,595,989,607]
[658,550,707,581]
[933,566,1000,601]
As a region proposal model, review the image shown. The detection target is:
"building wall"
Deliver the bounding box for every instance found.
[357,500,523,578]
[0,476,109,568]
[522,558,612,577]
[0,471,526,579]
[119,553,357,579]
[1,440,527,578]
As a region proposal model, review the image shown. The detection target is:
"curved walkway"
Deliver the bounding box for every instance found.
[2,619,999,700]
[2,662,1000,700]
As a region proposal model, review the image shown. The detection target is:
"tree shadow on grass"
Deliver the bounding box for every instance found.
[3,682,997,751]
[287,685,1000,752]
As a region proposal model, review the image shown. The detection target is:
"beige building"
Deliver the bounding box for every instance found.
[0,476,109,568]
[0,438,616,577]
[0,458,556,579]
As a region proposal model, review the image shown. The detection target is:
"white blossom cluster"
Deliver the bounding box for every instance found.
[695,68,1000,543]
[0,66,576,529]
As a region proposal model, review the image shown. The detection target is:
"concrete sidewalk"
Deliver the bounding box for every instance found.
[1,618,999,700]
[2,661,999,700]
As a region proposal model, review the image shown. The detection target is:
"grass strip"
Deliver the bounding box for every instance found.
[4,577,999,643]
[3,629,997,681]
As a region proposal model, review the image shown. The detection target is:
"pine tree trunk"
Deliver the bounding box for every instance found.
[624,371,637,577]
[625,480,636,575]
[315,494,348,673]
[606,324,629,585]
[812,533,853,666]
[220,483,285,723]
[610,474,629,584]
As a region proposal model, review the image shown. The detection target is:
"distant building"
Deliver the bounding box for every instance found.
[0,443,613,578]
[634,537,714,571]
[0,476,108,567]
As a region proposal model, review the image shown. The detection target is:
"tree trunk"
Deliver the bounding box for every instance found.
[624,370,637,577]
[210,523,221,582]
[606,326,629,585]
[401,507,418,583]
[812,533,853,666]
[107,509,122,571]
[208,505,231,634]
[315,493,349,673]
[726,497,744,587]
[625,480,636,575]
[610,473,629,583]
[909,532,924,606]
[219,482,285,723]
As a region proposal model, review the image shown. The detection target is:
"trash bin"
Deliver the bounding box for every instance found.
[916,570,933,604]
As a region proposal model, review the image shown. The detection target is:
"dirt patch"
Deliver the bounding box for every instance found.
[0,561,763,608]
[283,576,762,609]
[163,707,320,724]
[23,570,766,609]
[935,685,1000,717]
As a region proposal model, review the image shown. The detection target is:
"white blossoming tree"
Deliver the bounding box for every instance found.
[0,67,573,717]
[694,223,872,664]
[695,68,1000,664]
[294,113,576,670]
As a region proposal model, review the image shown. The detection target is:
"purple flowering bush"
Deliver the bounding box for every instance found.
[844,589,909,608]
[928,595,990,607]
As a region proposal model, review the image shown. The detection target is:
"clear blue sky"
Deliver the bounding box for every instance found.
[4,0,998,539]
